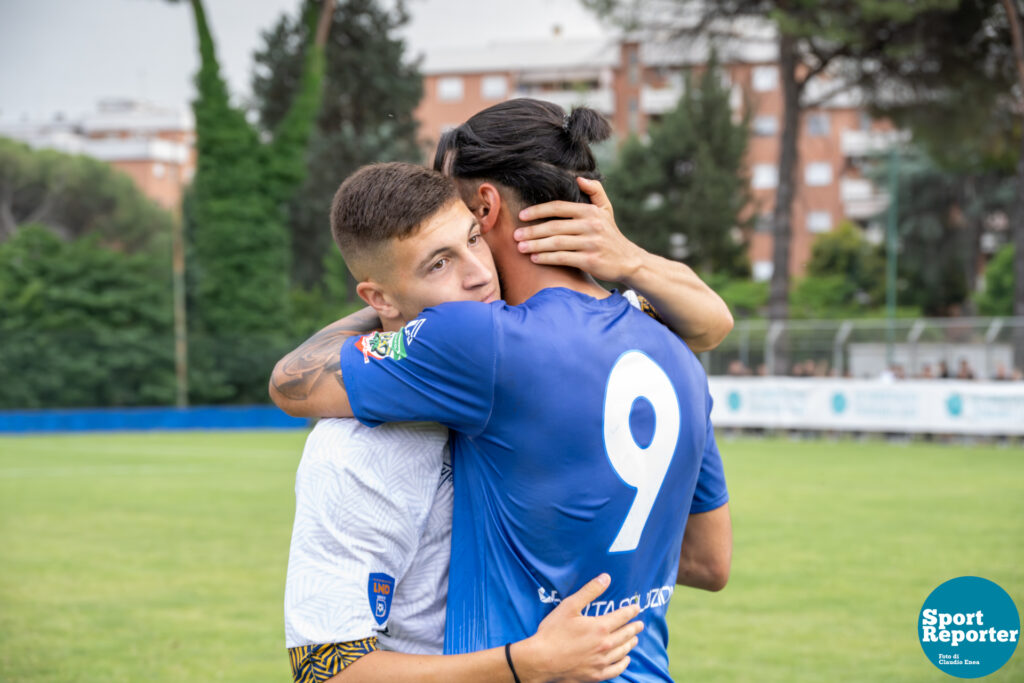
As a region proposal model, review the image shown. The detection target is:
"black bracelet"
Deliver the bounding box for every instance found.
[504,642,522,683]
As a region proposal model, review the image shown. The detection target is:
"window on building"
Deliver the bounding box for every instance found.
[481,75,508,99]
[752,164,779,190]
[859,111,872,131]
[804,162,833,187]
[752,115,778,137]
[152,163,166,179]
[628,97,639,133]
[755,213,773,232]
[628,49,639,85]
[751,65,778,92]
[729,84,743,115]
[806,211,833,233]
[753,260,774,281]
[438,77,464,101]
[806,112,830,137]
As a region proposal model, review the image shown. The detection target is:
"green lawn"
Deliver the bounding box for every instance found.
[1,432,1021,682]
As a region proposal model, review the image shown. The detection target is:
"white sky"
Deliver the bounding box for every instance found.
[0,0,608,123]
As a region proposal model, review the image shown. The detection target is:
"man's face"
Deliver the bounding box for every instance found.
[382,199,499,321]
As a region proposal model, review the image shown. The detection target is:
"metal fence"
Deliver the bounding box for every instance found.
[703,317,1024,381]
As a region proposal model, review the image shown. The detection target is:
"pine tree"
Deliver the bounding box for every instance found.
[180,0,335,402]
[606,54,750,277]
[252,0,423,288]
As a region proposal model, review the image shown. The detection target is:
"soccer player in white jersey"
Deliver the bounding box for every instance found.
[274,137,733,681]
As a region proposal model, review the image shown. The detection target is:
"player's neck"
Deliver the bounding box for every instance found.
[499,253,609,306]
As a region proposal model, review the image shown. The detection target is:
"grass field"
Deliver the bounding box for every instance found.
[1,432,1021,682]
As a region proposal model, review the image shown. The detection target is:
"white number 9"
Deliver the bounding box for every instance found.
[604,350,680,553]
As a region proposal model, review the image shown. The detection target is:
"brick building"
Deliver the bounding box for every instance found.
[415,28,897,279]
[0,99,195,212]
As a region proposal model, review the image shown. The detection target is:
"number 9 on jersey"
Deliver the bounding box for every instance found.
[603,350,681,553]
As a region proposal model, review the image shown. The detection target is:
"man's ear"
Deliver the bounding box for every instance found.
[356,280,400,321]
[473,182,503,234]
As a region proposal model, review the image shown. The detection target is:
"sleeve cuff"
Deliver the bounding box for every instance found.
[690,492,729,515]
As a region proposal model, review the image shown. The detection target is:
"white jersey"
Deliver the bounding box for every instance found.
[284,418,453,654]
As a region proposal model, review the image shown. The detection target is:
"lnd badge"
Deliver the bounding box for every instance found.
[368,572,395,625]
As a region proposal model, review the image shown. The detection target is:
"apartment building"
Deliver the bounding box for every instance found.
[0,99,195,211]
[415,27,896,279]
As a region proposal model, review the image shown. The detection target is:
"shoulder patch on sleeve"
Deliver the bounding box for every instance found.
[355,331,406,363]
[367,572,395,625]
[354,318,429,363]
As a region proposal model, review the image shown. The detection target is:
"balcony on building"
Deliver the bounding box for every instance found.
[840,129,909,158]
[517,86,616,116]
[840,177,889,220]
[640,85,684,115]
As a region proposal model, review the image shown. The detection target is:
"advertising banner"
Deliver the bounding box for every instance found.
[708,378,1024,435]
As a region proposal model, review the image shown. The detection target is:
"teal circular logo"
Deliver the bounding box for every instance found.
[947,394,963,417]
[832,392,847,414]
[727,391,741,412]
[919,576,1019,678]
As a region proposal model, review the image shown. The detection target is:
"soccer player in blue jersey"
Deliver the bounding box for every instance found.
[272,100,732,681]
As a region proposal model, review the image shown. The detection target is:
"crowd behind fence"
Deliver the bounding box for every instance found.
[704,317,1024,382]
[2,317,1022,415]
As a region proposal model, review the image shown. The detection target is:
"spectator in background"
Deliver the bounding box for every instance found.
[918,364,934,379]
[727,359,751,376]
[993,363,1010,381]
[938,360,951,379]
[957,359,975,380]
[789,359,818,377]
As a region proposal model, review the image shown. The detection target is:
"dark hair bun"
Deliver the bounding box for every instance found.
[566,107,612,146]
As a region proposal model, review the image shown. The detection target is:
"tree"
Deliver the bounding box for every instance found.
[0,137,173,250]
[872,152,1015,316]
[0,136,178,409]
[789,221,885,318]
[977,245,1015,316]
[1006,0,1024,367]
[853,0,1023,358]
[0,225,174,409]
[606,53,751,277]
[251,0,423,289]
[585,0,955,371]
[173,0,335,403]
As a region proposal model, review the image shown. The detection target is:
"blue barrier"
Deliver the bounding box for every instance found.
[0,405,310,433]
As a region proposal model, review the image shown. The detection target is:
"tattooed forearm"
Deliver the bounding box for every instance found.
[270,307,380,401]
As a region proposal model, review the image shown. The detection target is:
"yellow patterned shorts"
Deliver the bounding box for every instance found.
[288,637,379,683]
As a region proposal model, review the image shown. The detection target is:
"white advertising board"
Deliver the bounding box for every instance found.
[707,378,1024,436]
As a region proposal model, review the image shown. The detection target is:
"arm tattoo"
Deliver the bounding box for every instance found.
[271,307,380,401]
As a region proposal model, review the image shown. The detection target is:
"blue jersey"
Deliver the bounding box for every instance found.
[340,288,728,681]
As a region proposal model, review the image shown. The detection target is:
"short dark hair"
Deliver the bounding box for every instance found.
[330,162,458,277]
[433,98,612,207]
